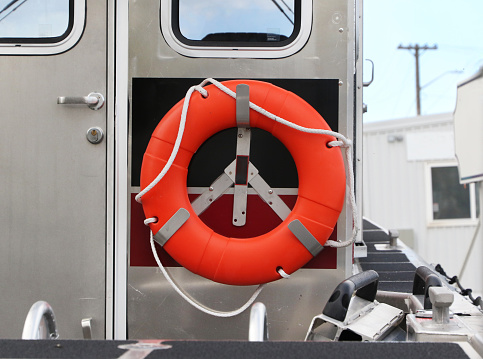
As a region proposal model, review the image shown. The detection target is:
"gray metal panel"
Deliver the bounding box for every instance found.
[129,1,351,80]
[127,0,357,340]
[0,0,108,339]
[128,267,345,340]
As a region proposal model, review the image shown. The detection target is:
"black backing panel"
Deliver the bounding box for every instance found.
[131,78,339,187]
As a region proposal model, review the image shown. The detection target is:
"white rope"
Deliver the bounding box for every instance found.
[324,139,360,248]
[137,78,360,317]
[144,217,158,225]
[135,84,208,203]
[277,268,291,279]
[138,77,359,292]
[149,228,266,317]
[203,78,359,247]
[190,78,359,246]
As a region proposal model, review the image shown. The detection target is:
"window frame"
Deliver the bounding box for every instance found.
[0,0,85,55]
[160,0,312,58]
[425,161,479,227]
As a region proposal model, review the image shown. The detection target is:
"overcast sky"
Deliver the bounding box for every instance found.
[363,0,483,122]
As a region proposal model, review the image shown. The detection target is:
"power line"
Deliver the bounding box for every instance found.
[0,0,20,16]
[280,0,294,15]
[398,43,438,116]
[270,0,294,25]
[421,70,463,90]
[0,0,28,23]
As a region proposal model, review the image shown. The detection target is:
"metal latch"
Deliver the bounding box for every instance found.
[57,92,105,110]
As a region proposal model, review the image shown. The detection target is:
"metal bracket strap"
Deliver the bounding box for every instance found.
[233,128,251,226]
[248,164,292,221]
[233,84,251,226]
[188,82,294,225]
[153,208,190,247]
[224,161,292,222]
[288,220,324,257]
[190,172,234,216]
[235,84,250,128]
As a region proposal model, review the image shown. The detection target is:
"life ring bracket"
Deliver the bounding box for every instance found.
[288,220,324,257]
[152,208,190,247]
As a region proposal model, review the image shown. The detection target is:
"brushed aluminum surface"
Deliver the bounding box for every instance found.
[128,267,345,340]
[0,0,108,339]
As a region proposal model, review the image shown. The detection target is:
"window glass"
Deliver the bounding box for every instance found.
[431,166,471,220]
[0,0,72,42]
[176,0,297,44]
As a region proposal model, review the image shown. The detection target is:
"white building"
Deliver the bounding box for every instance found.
[363,112,482,294]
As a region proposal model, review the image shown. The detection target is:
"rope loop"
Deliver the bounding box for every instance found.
[328,140,343,148]
[148,229,265,317]
[328,138,352,149]
[277,268,291,279]
[144,217,158,225]
[194,85,208,98]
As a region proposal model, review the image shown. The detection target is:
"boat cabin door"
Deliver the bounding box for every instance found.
[0,0,112,339]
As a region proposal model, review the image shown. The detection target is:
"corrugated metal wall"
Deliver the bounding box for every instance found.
[363,113,482,294]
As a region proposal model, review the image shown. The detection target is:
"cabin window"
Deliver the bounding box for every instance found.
[428,164,479,224]
[0,0,73,43]
[0,0,84,55]
[161,0,311,58]
[175,0,297,46]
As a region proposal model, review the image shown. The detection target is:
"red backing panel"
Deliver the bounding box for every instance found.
[130,193,337,269]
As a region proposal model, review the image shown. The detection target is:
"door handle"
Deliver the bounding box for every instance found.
[57,92,105,110]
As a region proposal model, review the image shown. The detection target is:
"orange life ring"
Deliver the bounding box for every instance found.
[140,80,345,286]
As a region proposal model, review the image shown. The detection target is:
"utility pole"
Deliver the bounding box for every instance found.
[398,43,438,116]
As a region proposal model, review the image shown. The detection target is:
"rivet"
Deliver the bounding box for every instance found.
[209,187,214,191]
[339,28,344,33]
[339,81,344,86]
[268,189,273,194]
